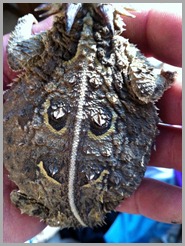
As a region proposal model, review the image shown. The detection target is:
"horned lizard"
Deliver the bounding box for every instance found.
[4,3,176,228]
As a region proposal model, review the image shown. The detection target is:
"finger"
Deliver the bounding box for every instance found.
[116,178,182,224]
[3,16,54,88]
[123,10,182,67]
[3,34,19,88]
[32,15,53,34]
[149,126,181,171]
[3,168,46,243]
[156,77,182,125]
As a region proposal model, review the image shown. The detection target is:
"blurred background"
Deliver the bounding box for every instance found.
[3,3,41,34]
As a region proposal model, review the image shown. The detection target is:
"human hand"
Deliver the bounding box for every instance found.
[3,7,182,243]
[116,9,182,224]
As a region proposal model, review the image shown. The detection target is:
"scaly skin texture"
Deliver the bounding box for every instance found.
[4,3,176,228]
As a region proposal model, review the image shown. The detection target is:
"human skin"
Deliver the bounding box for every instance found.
[3,9,181,242]
[116,9,182,224]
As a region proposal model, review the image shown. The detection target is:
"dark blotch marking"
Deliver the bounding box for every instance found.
[90,106,112,136]
[47,98,68,131]
[18,104,34,130]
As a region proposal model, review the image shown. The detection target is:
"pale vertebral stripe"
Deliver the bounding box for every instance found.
[68,65,87,227]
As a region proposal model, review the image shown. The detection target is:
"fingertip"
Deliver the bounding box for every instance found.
[32,15,54,34]
[156,76,182,125]
[116,178,182,224]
